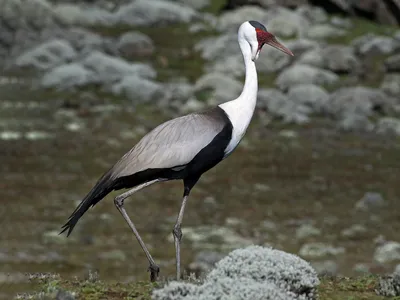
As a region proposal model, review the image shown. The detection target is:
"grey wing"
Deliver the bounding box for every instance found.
[111,110,226,178]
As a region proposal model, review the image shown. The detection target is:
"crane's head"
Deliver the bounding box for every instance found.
[240,20,294,61]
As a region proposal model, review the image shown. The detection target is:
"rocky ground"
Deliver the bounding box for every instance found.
[14,246,400,299]
[1,0,400,133]
[1,0,400,299]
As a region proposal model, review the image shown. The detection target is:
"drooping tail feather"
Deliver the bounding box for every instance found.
[60,173,115,237]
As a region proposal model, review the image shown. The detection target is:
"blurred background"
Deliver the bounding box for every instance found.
[0,0,400,298]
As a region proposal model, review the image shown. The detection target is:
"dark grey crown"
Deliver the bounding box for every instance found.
[249,20,267,31]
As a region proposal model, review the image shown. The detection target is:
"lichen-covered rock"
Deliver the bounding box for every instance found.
[352,34,400,56]
[257,45,292,73]
[41,63,94,89]
[355,192,385,210]
[381,73,400,98]
[0,0,60,30]
[216,6,267,32]
[306,24,346,40]
[376,117,400,136]
[385,54,400,72]
[295,223,322,240]
[377,273,400,297]
[117,31,155,58]
[207,245,320,298]
[276,64,339,90]
[113,0,197,26]
[64,28,109,54]
[341,224,367,238]
[152,245,319,300]
[194,73,242,104]
[111,76,164,103]
[171,0,210,10]
[188,251,225,275]
[258,88,311,124]
[287,84,329,113]
[80,51,156,83]
[297,47,325,68]
[167,225,253,251]
[321,45,360,73]
[337,114,374,132]
[285,39,319,56]
[326,86,394,119]
[53,4,113,27]
[296,5,328,24]
[265,6,311,38]
[299,242,345,258]
[311,260,338,276]
[152,281,200,300]
[14,39,77,70]
[374,241,400,264]
[195,34,238,61]
[152,277,297,300]
[195,278,297,300]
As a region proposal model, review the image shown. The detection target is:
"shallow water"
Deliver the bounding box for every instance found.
[1,82,400,298]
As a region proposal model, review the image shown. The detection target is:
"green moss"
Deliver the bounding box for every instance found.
[322,74,349,92]
[141,25,218,83]
[33,277,157,300]
[257,73,277,89]
[90,24,218,83]
[327,17,398,45]
[202,0,227,14]
[194,87,214,102]
[318,275,392,300]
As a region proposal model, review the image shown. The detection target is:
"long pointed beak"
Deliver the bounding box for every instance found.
[267,37,294,56]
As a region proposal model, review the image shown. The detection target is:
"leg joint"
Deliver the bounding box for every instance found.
[114,195,124,208]
[172,224,183,242]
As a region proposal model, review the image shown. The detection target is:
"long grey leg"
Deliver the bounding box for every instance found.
[172,194,189,280]
[114,179,161,282]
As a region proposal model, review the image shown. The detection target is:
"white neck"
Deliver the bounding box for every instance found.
[219,35,258,157]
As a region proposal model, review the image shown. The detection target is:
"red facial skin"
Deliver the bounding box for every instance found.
[255,28,274,51]
[255,28,294,56]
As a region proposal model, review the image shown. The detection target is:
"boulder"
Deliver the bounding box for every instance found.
[353,34,400,56]
[223,0,400,26]
[381,73,400,98]
[306,24,346,40]
[112,0,197,26]
[276,64,339,90]
[326,86,394,118]
[376,117,400,136]
[385,54,400,72]
[111,76,164,103]
[117,31,155,58]
[80,51,156,83]
[14,39,77,70]
[153,246,320,300]
[194,72,242,104]
[258,88,311,124]
[321,45,360,73]
[41,63,94,89]
[287,84,329,112]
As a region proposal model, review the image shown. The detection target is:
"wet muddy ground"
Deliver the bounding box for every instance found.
[1,80,400,299]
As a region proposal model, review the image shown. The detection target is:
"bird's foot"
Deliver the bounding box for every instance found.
[148,263,160,282]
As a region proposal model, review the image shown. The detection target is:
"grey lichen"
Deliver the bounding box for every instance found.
[376,273,400,297]
[152,245,320,300]
[152,281,200,300]
[207,245,320,299]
